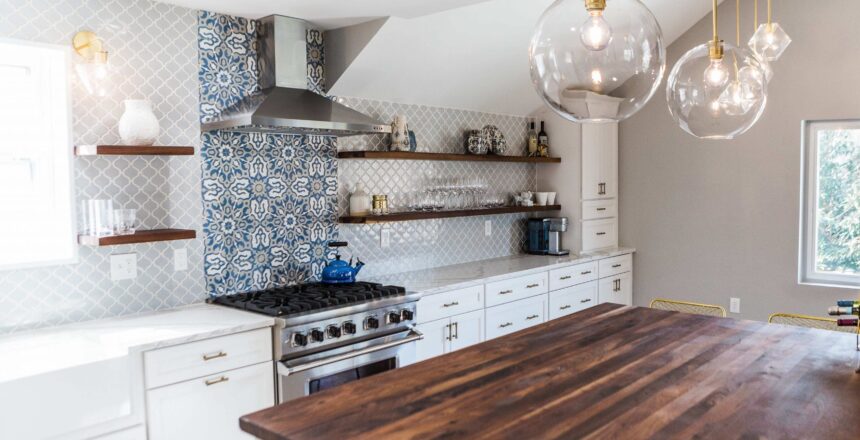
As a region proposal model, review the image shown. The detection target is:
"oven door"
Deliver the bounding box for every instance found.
[278,328,422,403]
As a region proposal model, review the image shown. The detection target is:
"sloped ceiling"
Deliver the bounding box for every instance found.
[158,0,723,115]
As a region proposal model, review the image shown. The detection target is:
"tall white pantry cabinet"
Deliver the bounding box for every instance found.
[535,111,619,253]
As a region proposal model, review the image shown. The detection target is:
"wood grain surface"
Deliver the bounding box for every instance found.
[242,304,860,439]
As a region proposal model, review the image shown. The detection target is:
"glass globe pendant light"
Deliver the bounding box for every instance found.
[666,0,769,140]
[749,0,791,62]
[529,0,666,123]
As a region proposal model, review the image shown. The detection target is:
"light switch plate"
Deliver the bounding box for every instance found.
[110,253,137,281]
[730,297,740,314]
[380,227,391,248]
[485,220,492,237]
[174,248,188,272]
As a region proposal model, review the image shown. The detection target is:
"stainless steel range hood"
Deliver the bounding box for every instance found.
[201,15,391,137]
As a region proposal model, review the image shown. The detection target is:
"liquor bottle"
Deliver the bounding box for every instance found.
[828,305,860,316]
[837,300,860,308]
[538,121,549,149]
[527,121,538,157]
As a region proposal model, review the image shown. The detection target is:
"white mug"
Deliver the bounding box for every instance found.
[547,192,557,205]
[535,192,549,206]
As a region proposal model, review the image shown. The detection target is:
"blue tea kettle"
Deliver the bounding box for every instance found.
[321,241,364,284]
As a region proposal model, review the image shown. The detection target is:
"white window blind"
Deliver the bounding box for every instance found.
[0,39,75,269]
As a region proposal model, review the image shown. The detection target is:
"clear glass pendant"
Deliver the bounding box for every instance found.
[666,42,768,140]
[748,22,791,61]
[529,0,666,123]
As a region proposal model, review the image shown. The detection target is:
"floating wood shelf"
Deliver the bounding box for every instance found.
[339,205,561,224]
[75,145,195,156]
[337,151,561,163]
[78,229,197,246]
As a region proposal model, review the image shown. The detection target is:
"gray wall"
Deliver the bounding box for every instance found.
[620,0,860,321]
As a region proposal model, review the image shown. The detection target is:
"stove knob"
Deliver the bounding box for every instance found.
[292,332,308,347]
[327,325,342,338]
[387,311,402,324]
[310,328,325,343]
[365,316,379,330]
[400,309,414,321]
[342,321,357,335]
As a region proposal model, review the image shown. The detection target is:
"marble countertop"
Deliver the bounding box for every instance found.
[0,304,274,383]
[369,248,635,295]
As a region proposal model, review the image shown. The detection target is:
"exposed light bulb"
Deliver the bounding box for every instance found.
[719,81,753,116]
[580,11,612,51]
[703,58,729,88]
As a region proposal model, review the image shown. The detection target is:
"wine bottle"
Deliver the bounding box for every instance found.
[837,317,859,327]
[527,121,538,157]
[538,121,549,148]
[828,306,860,316]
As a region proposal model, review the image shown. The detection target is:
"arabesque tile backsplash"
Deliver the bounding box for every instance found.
[0,3,535,333]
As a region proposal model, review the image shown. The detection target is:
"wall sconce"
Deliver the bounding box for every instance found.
[72,30,109,96]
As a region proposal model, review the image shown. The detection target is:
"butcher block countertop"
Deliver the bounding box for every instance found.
[241,304,860,439]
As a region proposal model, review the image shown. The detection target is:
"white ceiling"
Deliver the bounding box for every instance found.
[158,0,721,115]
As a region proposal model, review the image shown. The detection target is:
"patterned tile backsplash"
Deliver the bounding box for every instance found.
[0,0,203,334]
[0,4,536,333]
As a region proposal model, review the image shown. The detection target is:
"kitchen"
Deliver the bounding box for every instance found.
[1,0,859,439]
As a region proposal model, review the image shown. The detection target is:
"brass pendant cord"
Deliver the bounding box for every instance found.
[754,0,758,30]
[733,0,740,78]
[712,0,719,42]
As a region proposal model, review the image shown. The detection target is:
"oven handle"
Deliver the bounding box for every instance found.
[280,328,424,376]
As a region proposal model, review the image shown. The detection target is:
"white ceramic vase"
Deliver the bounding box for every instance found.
[390,115,410,152]
[118,99,160,146]
[349,183,372,216]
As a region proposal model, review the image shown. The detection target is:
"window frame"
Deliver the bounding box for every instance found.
[0,38,77,271]
[799,119,860,288]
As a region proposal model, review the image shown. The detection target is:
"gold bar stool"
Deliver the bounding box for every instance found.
[649,298,726,317]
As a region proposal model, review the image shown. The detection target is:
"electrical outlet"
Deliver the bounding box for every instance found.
[174,248,188,272]
[485,220,492,237]
[110,253,137,281]
[380,227,391,248]
[730,297,740,314]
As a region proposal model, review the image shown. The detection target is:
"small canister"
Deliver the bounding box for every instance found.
[380,195,389,215]
[372,195,387,215]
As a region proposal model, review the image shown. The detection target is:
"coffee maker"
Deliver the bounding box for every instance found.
[527,217,570,256]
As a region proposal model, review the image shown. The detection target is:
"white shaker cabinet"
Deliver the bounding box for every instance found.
[413,309,484,363]
[598,271,632,306]
[146,361,274,440]
[581,123,618,200]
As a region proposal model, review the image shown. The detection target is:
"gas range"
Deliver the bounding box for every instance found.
[209,282,421,361]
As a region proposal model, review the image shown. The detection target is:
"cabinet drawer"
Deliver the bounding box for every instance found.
[485,295,547,340]
[599,253,632,278]
[582,199,617,220]
[549,281,598,319]
[582,218,618,251]
[144,328,272,389]
[485,272,548,307]
[146,361,274,440]
[417,285,484,323]
[549,262,598,291]
[598,271,632,306]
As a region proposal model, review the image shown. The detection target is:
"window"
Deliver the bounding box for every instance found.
[0,39,75,269]
[800,120,860,287]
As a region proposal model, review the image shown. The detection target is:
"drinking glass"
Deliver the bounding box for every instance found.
[113,208,138,235]
[81,199,114,236]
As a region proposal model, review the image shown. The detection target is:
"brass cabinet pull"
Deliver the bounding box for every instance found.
[452,322,458,340]
[205,376,229,386]
[580,270,592,275]
[526,283,540,289]
[581,298,592,303]
[202,351,227,361]
[559,305,572,310]
[442,301,459,308]
[526,314,540,320]
[596,232,607,236]
[612,264,622,268]
[499,322,513,328]
[499,290,513,295]
[559,275,572,280]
